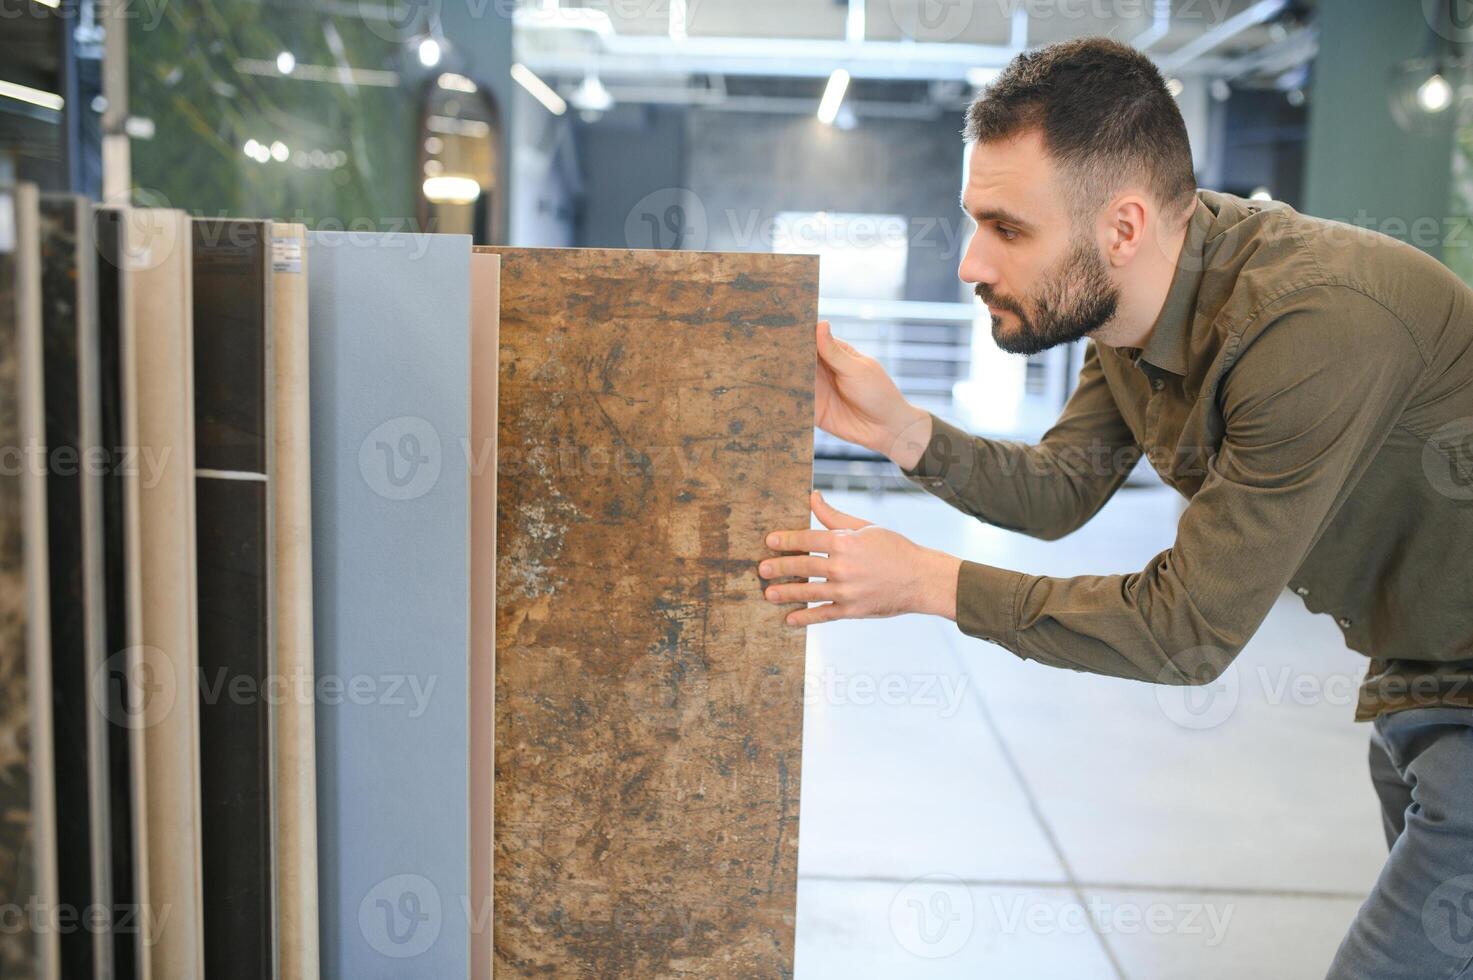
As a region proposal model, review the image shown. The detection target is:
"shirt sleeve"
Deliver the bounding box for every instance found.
[901,341,1142,541]
[952,287,1428,684]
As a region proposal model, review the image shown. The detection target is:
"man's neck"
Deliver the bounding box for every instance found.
[1091,211,1193,351]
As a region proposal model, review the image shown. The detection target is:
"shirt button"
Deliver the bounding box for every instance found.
[1338,617,1352,629]
[1295,586,1310,597]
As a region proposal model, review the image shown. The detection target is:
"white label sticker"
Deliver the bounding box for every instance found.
[272,235,302,273]
[0,194,13,254]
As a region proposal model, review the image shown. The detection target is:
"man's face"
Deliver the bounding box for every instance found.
[958,129,1119,356]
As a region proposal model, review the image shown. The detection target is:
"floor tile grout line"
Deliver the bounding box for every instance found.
[796,872,1369,902]
[934,621,1132,980]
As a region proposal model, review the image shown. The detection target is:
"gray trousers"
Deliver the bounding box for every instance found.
[1326,708,1473,979]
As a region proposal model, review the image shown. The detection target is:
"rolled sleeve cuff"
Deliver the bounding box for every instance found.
[899,414,974,496]
[954,560,1027,649]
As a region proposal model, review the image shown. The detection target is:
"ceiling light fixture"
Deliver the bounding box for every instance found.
[511,63,567,116]
[817,68,850,126]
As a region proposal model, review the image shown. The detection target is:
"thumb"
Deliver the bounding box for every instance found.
[810,490,871,530]
[816,321,858,372]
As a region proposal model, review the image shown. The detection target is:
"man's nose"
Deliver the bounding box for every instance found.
[958,245,999,287]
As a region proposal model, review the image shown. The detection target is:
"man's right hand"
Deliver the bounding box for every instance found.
[814,321,934,470]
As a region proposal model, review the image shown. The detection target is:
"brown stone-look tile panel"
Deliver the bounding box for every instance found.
[484,247,816,979]
[0,186,40,980]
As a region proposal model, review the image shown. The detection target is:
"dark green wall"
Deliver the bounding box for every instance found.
[1303,0,1455,259]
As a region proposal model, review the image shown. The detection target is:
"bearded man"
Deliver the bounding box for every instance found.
[760,36,1473,979]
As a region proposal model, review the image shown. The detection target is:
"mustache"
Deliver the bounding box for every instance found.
[975,283,1022,316]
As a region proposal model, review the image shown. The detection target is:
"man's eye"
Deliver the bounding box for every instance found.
[995,224,1018,242]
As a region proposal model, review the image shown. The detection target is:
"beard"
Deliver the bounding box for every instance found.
[978,236,1120,356]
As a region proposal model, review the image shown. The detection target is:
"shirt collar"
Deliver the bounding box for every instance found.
[1137,196,1214,378]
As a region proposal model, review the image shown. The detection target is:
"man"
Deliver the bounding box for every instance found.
[759,37,1473,978]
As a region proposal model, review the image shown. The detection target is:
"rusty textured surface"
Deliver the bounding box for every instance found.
[484,247,816,978]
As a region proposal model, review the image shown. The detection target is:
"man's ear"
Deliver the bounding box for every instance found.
[1102,195,1149,267]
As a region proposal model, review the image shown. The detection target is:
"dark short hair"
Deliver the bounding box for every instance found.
[966,37,1197,219]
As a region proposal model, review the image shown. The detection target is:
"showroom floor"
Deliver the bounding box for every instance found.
[793,482,1388,979]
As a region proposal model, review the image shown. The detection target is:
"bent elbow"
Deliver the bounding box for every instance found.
[1163,643,1242,687]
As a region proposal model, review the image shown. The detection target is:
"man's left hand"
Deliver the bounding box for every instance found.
[759,490,962,627]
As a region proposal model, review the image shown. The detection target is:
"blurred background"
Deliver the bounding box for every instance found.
[4,1,1469,976]
[12,0,1472,492]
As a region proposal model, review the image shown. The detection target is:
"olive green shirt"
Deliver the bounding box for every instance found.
[901,190,1473,721]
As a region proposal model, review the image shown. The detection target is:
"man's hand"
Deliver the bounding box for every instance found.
[759,490,962,627]
[815,321,933,469]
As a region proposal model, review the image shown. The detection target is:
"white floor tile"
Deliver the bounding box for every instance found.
[795,878,1119,980]
[1084,888,1363,980]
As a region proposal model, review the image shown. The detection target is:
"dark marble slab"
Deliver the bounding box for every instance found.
[191,219,273,980]
[92,209,137,980]
[40,193,105,980]
[484,246,816,978]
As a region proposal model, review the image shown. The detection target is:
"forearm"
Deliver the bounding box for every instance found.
[901,413,1138,540]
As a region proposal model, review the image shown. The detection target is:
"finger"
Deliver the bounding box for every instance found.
[811,490,870,531]
[786,602,850,627]
[758,554,828,580]
[816,320,857,370]
[765,581,838,605]
[766,528,833,554]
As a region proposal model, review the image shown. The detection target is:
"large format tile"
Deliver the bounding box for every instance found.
[193,217,273,980]
[797,612,1064,883]
[40,193,108,980]
[485,247,816,977]
[970,595,1386,896]
[828,483,1387,896]
[307,231,475,979]
[0,182,59,977]
[1084,888,1362,980]
[796,878,1118,979]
